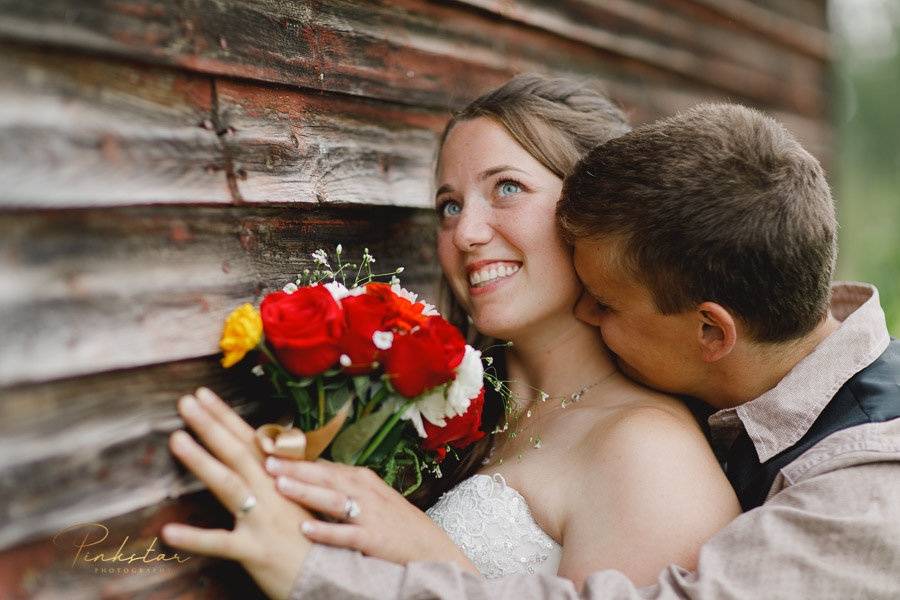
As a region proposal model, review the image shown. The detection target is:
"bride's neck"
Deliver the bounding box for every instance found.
[502,315,616,409]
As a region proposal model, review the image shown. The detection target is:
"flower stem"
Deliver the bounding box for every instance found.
[355,400,412,466]
[316,377,326,428]
[360,385,389,418]
[258,342,291,380]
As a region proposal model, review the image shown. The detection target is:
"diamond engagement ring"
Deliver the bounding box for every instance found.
[238,494,257,516]
[343,497,361,521]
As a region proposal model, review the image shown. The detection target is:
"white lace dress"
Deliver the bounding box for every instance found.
[425,473,562,578]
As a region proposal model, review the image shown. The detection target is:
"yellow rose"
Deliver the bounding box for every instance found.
[219,303,263,368]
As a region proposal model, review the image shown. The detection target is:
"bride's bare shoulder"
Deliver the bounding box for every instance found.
[574,384,711,463]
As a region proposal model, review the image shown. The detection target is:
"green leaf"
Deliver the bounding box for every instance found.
[330,402,395,464]
[352,376,371,400]
[286,376,316,388]
[326,385,354,416]
[363,418,410,465]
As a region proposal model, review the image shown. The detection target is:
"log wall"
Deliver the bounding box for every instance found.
[0,1,831,597]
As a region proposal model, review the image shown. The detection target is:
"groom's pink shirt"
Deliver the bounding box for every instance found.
[292,282,900,599]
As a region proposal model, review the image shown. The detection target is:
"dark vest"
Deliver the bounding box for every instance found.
[726,339,900,511]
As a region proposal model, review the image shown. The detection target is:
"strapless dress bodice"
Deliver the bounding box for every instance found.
[426,473,562,578]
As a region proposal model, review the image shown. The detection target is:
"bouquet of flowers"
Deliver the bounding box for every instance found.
[218,246,493,495]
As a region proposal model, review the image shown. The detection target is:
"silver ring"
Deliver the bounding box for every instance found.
[343,497,361,521]
[238,494,257,516]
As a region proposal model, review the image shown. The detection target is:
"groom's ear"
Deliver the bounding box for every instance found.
[695,302,737,363]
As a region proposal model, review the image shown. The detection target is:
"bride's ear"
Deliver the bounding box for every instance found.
[696,302,737,363]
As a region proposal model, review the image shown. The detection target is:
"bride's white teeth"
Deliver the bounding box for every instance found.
[469,263,521,287]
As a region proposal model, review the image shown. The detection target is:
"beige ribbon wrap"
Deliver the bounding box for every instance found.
[254,402,351,461]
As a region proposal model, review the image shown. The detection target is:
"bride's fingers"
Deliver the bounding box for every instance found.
[178,395,268,487]
[264,457,355,489]
[300,520,367,553]
[275,477,349,520]
[161,523,247,562]
[169,430,256,516]
[193,387,262,460]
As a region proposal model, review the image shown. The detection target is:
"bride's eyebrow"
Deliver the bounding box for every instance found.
[434,184,454,199]
[478,165,528,181]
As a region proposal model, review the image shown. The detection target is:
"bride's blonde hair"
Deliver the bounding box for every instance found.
[412,73,631,508]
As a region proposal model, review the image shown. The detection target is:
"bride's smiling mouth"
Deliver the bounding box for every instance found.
[466,260,522,296]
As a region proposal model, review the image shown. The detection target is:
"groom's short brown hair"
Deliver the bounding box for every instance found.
[557,103,837,343]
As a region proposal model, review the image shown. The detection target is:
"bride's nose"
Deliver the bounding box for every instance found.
[453,201,493,251]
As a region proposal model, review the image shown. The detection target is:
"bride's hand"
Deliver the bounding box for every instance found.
[161,388,313,600]
[265,458,479,573]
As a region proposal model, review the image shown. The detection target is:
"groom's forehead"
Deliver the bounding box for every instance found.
[573,238,629,283]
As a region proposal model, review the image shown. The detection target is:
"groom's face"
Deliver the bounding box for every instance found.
[572,238,700,396]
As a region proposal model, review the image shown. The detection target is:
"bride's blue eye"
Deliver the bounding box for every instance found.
[497,180,522,196]
[440,200,462,219]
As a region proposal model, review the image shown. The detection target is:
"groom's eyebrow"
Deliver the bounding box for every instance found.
[584,285,614,306]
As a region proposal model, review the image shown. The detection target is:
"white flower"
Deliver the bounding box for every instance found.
[251,365,265,377]
[445,345,483,416]
[372,330,394,350]
[282,282,298,294]
[390,284,418,304]
[339,354,352,367]
[311,249,330,267]
[324,281,350,301]
[401,386,450,437]
[335,244,343,255]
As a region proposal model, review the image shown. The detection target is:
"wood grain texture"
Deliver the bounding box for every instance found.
[0,491,267,599]
[214,78,445,207]
[0,43,447,209]
[0,0,828,117]
[0,356,282,552]
[455,0,826,114]
[0,43,230,207]
[0,205,440,386]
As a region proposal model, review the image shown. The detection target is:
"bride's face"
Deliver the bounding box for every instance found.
[435,117,582,339]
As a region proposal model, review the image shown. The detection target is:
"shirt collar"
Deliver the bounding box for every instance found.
[708,282,891,462]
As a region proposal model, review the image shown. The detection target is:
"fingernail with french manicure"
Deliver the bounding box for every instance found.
[301,521,315,535]
[265,456,282,472]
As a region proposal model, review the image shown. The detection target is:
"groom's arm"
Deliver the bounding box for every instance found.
[288,462,900,599]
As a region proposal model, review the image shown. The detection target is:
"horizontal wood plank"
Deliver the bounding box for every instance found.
[0,205,440,386]
[455,0,826,114]
[0,43,446,209]
[0,0,827,117]
[0,490,266,598]
[213,78,444,206]
[0,356,285,552]
[0,43,230,207]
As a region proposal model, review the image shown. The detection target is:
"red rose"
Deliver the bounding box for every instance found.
[383,315,466,397]
[338,293,394,375]
[422,389,486,461]
[365,282,427,332]
[260,286,345,376]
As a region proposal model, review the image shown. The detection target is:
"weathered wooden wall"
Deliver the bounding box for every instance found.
[0,1,831,597]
